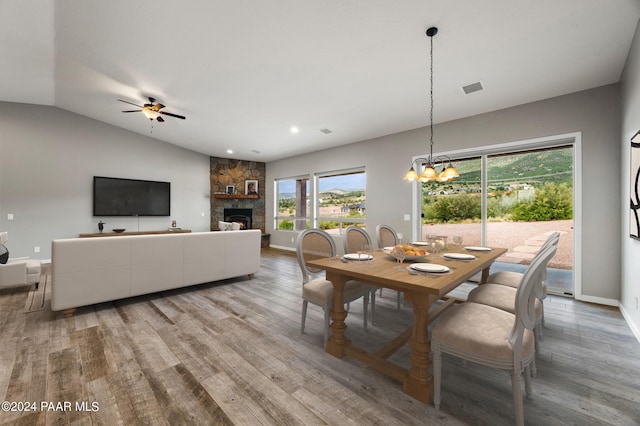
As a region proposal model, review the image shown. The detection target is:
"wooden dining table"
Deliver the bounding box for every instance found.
[306,246,507,405]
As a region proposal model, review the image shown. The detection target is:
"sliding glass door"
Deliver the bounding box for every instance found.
[420,144,574,295]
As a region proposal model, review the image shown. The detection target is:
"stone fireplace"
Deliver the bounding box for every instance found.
[224,208,252,229]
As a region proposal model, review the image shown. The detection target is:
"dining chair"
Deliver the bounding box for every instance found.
[432,244,557,426]
[487,231,560,328]
[479,232,560,331]
[296,228,372,342]
[375,224,403,309]
[343,226,379,320]
[465,242,558,379]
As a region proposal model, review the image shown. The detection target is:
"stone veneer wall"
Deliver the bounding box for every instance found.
[210,158,266,232]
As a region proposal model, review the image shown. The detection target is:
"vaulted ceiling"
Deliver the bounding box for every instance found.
[2,1,639,162]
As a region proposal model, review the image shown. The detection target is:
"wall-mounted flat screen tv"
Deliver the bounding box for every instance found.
[93,176,170,216]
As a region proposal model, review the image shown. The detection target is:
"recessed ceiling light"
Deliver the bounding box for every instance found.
[226,149,233,154]
[290,126,299,134]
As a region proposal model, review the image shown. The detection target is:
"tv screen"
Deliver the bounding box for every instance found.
[93,176,170,216]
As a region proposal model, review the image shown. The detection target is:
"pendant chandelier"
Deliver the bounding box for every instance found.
[404,27,459,183]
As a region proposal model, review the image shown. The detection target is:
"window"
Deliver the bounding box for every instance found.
[316,168,366,234]
[275,177,310,230]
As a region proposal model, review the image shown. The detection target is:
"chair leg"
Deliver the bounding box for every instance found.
[530,357,537,378]
[524,365,532,399]
[301,300,308,334]
[433,345,442,409]
[533,326,540,353]
[323,306,331,342]
[370,289,376,325]
[35,282,39,290]
[511,369,525,426]
[363,292,369,330]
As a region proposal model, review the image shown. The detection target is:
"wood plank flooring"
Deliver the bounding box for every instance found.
[1,248,639,425]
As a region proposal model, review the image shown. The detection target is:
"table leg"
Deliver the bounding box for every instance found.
[480,265,491,284]
[403,292,438,404]
[324,272,351,358]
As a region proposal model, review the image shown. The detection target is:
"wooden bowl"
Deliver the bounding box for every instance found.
[112,228,126,233]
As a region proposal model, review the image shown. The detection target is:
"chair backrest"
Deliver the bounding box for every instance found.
[343,226,372,255]
[0,232,8,245]
[296,229,336,284]
[532,231,560,298]
[376,224,398,249]
[509,244,558,360]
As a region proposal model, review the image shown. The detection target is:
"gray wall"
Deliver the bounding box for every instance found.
[267,84,621,304]
[0,102,211,260]
[620,19,640,337]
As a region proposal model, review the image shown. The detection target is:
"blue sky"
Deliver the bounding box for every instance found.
[278,173,366,193]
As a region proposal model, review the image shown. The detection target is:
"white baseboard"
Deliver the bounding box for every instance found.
[575,294,618,307]
[619,303,640,344]
[269,244,296,252]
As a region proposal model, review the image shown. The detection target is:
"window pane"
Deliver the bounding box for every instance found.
[317,170,366,234]
[275,177,310,230]
[421,157,482,246]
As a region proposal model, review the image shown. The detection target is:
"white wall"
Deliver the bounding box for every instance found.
[620,18,640,338]
[0,102,211,259]
[267,84,621,303]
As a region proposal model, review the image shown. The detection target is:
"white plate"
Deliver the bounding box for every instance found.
[465,246,492,252]
[410,263,450,273]
[444,253,476,260]
[411,241,431,246]
[343,253,373,261]
[383,248,427,261]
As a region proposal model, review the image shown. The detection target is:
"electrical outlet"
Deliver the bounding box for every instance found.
[34,246,40,253]
[7,213,13,220]
[291,237,295,243]
[635,296,639,310]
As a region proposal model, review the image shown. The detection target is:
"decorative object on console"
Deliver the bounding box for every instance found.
[403,27,459,183]
[0,243,8,264]
[171,220,177,228]
[98,221,105,233]
[0,232,8,264]
[112,228,126,233]
[631,130,640,240]
[245,179,258,195]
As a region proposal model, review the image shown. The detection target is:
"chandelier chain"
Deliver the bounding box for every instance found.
[429,31,434,165]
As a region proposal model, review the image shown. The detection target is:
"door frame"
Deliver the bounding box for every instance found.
[410,132,582,298]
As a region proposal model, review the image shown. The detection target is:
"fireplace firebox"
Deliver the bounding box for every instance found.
[224,208,252,229]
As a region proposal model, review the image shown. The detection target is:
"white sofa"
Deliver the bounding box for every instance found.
[51,230,261,314]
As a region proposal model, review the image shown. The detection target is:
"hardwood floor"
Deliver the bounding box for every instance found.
[1,248,639,425]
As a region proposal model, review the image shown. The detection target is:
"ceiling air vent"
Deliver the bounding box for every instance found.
[462,81,484,95]
[319,128,333,135]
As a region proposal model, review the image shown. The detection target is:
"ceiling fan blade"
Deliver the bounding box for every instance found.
[122,109,142,113]
[156,116,165,122]
[152,103,166,112]
[118,99,144,108]
[159,111,186,120]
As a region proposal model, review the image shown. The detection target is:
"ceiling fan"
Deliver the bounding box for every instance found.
[118,97,186,122]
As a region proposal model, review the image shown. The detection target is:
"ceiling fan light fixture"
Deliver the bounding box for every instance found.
[142,109,157,120]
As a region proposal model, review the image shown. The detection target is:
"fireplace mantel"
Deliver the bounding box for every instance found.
[213,194,259,199]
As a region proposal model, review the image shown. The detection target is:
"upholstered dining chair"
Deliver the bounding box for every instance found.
[375,224,403,309]
[431,244,557,426]
[465,241,558,379]
[483,232,560,329]
[343,226,379,320]
[0,231,41,290]
[296,228,372,342]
